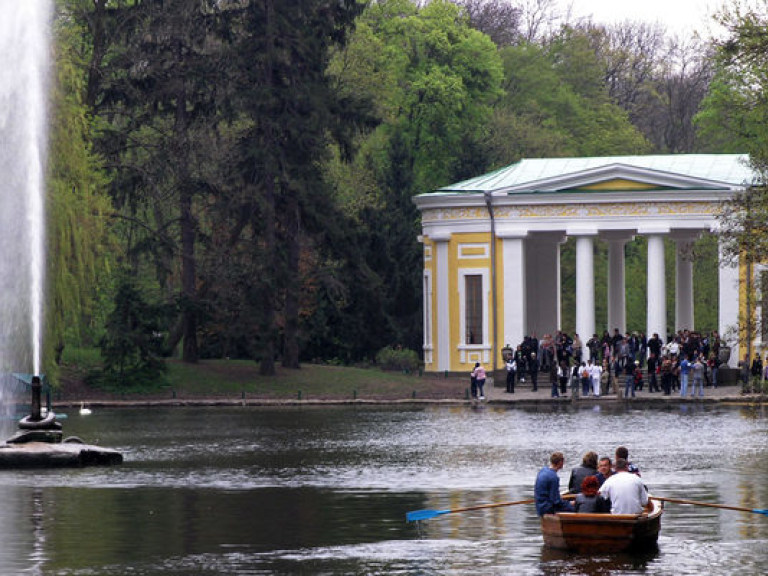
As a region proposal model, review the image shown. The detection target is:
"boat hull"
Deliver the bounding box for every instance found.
[541,499,662,553]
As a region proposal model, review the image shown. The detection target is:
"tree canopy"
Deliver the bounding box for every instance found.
[45,0,750,384]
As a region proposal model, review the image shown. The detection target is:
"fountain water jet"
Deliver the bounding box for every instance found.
[0,1,122,467]
[0,1,49,397]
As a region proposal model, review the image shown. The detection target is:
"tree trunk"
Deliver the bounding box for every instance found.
[282,191,300,369]
[258,0,277,376]
[175,33,198,363]
[259,176,276,376]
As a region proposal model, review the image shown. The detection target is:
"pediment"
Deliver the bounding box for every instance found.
[502,164,737,194]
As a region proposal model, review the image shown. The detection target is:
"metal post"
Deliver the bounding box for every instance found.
[30,376,42,421]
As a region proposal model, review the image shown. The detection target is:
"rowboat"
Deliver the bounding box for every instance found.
[540,498,663,553]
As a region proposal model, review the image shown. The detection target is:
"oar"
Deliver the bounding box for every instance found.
[406,498,534,522]
[652,496,768,516]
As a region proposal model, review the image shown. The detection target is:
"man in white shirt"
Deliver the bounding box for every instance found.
[589,359,602,397]
[598,458,648,514]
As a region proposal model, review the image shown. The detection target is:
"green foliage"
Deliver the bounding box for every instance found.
[48,2,115,377]
[375,346,420,372]
[696,2,768,167]
[49,0,728,382]
[489,34,650,167]
[96,274,169,388]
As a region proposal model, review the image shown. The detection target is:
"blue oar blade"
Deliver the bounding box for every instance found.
[753,509,768,516]
[406,508,450,522]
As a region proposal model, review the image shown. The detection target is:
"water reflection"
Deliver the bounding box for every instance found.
[0,403,766,574]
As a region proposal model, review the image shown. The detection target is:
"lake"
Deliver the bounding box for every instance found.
[2,402,767,575]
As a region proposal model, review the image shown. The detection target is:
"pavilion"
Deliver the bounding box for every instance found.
[413,154,759,374]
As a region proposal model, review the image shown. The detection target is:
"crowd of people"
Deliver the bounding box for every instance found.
[501,328,725,398]
[534,446,647,516]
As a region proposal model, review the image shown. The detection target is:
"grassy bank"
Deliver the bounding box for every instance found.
[58,353,467,402]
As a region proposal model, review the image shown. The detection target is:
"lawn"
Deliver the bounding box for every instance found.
[57,352,467,402]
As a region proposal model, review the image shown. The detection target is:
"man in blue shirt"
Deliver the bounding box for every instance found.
[679,354,692,397]
[534,452,575,516]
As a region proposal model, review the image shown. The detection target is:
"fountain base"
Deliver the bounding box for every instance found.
[0,373,124,467]
[0,436,123,467]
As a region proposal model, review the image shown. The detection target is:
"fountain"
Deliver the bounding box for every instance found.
[0,1,122,467]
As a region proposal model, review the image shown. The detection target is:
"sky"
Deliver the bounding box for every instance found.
[560,0,728,38]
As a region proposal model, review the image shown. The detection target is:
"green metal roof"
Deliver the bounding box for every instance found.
[433,154,756,194]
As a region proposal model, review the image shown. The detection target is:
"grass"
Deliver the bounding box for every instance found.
[165,359,463,400]
[59,348,466,401]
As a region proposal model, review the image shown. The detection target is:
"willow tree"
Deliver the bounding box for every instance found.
[47,3,114,376]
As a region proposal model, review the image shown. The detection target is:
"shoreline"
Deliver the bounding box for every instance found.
[49,385,767,409]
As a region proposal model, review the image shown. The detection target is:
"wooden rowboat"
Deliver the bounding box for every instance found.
[540,498,663,553]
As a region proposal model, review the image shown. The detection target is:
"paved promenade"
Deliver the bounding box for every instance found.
[481,377,753,404]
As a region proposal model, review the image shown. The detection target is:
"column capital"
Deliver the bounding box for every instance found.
[496,226,528,239]
[566,226,599,237]
[427,230,452,242]
[638,225,671,235]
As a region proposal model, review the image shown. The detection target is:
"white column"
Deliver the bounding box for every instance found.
[645,233,667,341]
[573,233,596,358]
[674,237,695,331]
[432,233,451,372]
[719,238,740,367]
[603,233,633,334]
[501,233,527,349]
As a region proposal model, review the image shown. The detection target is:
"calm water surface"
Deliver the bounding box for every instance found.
[2,402,768,575]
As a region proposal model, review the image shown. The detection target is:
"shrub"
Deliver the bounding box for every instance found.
[375,347,420,372]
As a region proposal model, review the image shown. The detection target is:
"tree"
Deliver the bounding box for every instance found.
[48,1,114,375]
[487,29,650,168]
[98,273,168,387]
[89,0,234,364]
[326,0,504,353]
[231,0,362,373]
[452,0,523,47]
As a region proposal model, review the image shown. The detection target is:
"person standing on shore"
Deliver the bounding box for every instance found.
[549,363,559,397]
[529,353,539,392]
[472,362,486,400]
[691,355,705,397]
[647,352,660,392]
[505,356,516,393]
[624,358,636,398]
[590,358,602,397]
[679,354,692,396]
[558,360,569,395]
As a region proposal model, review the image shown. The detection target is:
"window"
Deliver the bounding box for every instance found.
[465,274,483,344]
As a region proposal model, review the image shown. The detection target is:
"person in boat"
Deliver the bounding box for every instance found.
[598,458,648,515]
[615,446,640,476]
[535,452,575,516]
[574,476,610,513]
[596,456,612,486]
[567,451,598,494]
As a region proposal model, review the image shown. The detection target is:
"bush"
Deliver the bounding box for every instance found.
[375,347,420,372]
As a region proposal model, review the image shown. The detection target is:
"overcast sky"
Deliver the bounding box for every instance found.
[559,0,728,38]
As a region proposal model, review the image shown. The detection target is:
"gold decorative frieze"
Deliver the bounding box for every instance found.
[422,202,722,222]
